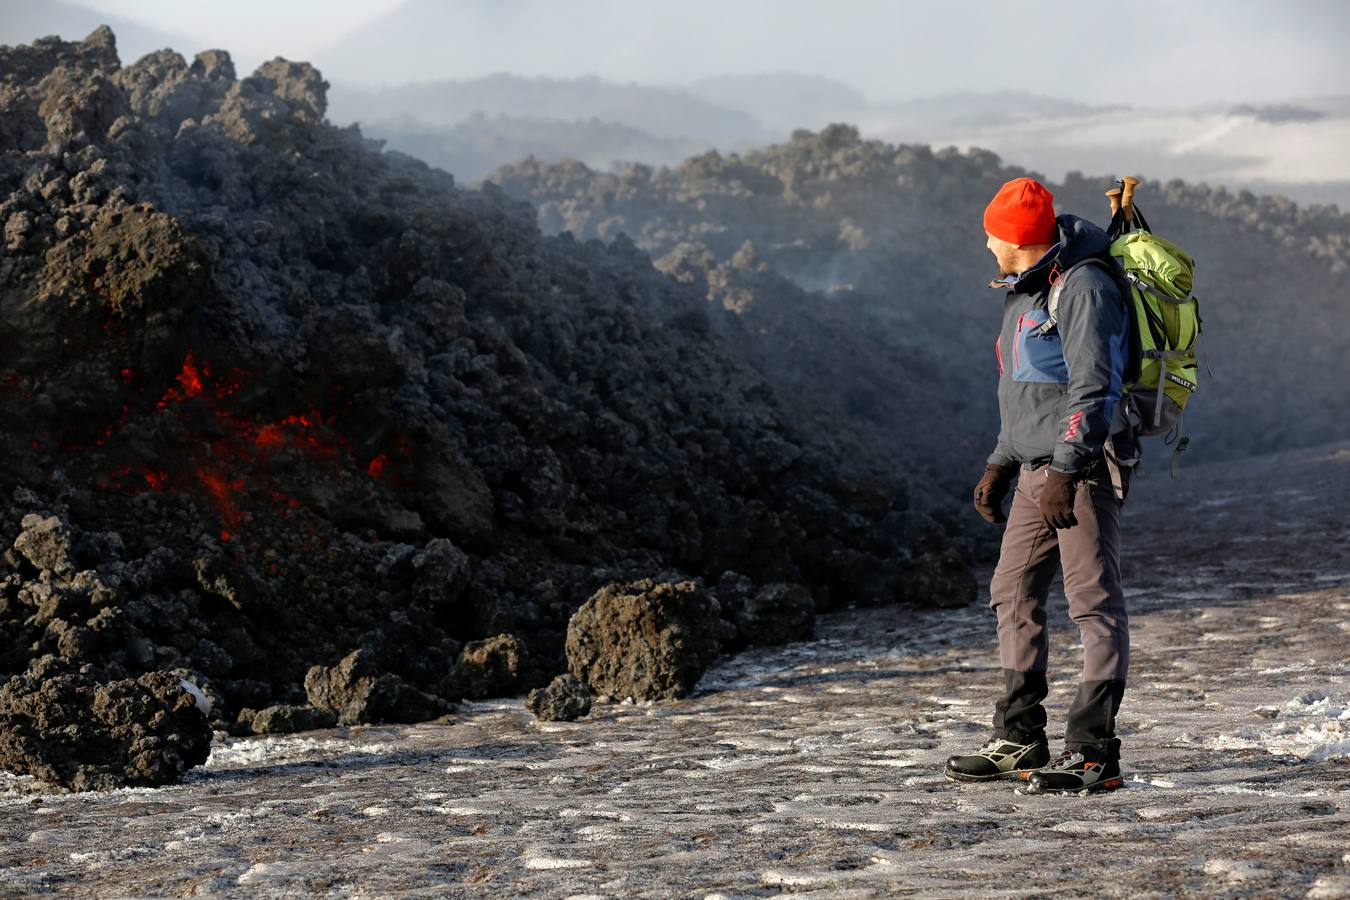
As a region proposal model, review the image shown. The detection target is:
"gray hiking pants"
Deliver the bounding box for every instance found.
[988,461,1129,755]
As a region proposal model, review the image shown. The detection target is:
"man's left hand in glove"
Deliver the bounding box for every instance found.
[1039,468,1079,529]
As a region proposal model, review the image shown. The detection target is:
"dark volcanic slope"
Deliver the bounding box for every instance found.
[488,126,1350,487]
[0,30,970,751]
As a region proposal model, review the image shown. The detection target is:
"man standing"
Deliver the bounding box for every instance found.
[945,177,1132,793]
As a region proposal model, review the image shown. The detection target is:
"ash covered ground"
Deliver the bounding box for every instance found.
[1,436,1346,896]
[0,28,973,791]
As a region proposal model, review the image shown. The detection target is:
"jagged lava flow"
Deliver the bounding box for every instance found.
[0,28,972,790]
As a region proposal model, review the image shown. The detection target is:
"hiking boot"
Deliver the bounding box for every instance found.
[1023,748,1125,794]
[944,735,1050,782]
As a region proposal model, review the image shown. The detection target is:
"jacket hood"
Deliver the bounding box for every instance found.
[1055,213,1112,266]
[1011,213,1111,292]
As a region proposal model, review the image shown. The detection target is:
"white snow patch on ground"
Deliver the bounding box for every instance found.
[236,861,311,885]
[0,772,38,799]
[761,868,825,886]
[203,734,395,769]
[522,853,590,869]
[1309,874,1350,898]
[1204,858,1268,883]
[1207,691,1350,760]
[68,845,156,866]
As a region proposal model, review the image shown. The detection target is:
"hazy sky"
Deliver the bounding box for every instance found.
[27,0,1350,103]
[50,0,402,63]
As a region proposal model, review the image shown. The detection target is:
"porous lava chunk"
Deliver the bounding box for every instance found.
[526,673,593,722]
[442,633,525,700]
[304,649,442,726]
[0,659,211,791]
[11,514,76,575]
[566,578,724,701]
[244,703,338,735]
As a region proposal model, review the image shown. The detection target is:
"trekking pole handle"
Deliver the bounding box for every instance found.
[1120,176,1140,223]
[1106,187,1123,217]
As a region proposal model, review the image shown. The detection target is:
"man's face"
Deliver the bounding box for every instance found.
[986,231,1020,277]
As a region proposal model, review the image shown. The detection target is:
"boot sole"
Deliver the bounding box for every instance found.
[1022,775,1126,794]
[944,766,1046,783]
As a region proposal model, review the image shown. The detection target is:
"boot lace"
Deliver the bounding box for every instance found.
[1044,748,1079,770]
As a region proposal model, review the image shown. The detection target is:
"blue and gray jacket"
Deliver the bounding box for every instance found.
[988,214,1130,475]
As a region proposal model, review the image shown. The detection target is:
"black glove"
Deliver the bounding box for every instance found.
[972,463,1017,524]
[1039,468,1079,529]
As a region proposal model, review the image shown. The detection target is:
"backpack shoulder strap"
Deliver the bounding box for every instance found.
[1036,257,1115,337]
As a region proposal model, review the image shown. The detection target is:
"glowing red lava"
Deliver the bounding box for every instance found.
[76,349,407,541]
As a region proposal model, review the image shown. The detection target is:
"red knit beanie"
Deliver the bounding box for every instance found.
[983,177,1057,245]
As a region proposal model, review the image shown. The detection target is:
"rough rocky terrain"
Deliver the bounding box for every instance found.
[488,126,1350,493]
[0,29,972,788]
[1,441,1344,897]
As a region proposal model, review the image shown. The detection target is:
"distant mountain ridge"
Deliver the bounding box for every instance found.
[362,112,711,184]
[329,72,769,145]
[326,69,1350,211]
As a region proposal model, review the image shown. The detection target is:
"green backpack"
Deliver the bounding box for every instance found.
[1111,228,1201,440]
[1046,188,1202,480]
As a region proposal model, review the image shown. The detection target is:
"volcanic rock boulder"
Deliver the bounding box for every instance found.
[0,660,212,792]
[526,673,593,722]
[565,579,725,701]
[442,633,525,700]
[304,649,442,726]
[12,514,76,576]
[715,571,815,647]
[240,703,338,735]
